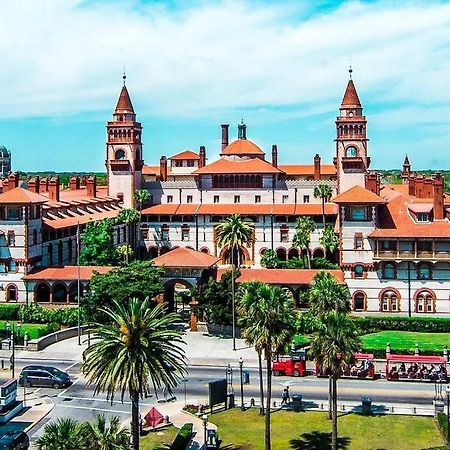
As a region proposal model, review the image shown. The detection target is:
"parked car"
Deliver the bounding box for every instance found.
[0,431,29,450]
[18,365,71,389]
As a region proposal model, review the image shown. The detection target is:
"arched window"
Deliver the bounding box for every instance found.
[417,263,432,280]
[354,264,364,279]
[346,146,357,158]
[353,292,366,311]
[115,149,126,160]
[381,290,399,312]
[276,248,287,261]
[383,263,396,279]
[6,285,17,302]
[53,283,67,303]
[416,291,434,313]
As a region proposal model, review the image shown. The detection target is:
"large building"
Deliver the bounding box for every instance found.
[0,71,449,314]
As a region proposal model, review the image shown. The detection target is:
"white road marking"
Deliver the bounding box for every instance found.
[65,362,79,371]
[57,394,155,408]
[55,403,131,415]
[58,376,82,397]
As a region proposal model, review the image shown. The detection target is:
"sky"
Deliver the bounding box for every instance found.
[1,0,450,172]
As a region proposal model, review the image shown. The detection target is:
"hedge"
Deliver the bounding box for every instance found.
[18,304,87,327]
[170,423,194,450]
[0,304,21,321]
[354,316,450,334]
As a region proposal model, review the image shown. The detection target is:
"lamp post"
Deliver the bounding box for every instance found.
[87,289,94,347]
[239,357,244,411]
[202,414,208,449]
[231,246,236,351]
[446,385,450,445]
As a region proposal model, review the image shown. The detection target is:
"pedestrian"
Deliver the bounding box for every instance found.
[281,388,288,405]
[285,386,290,403]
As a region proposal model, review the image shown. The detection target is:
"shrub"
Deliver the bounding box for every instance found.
[310,257,339,269]
[260,249,279,269]
[354,316,450,334]
[437,412,448,442]
[0,304,20,320]
[170,423,194,450]
[18,304,86,327]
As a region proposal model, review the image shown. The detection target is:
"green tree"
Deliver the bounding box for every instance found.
[313,183,333,229]
[86,414,130,450]
[319,225,339,261]
[116,208,140,263]
[134,189,150,259]
[79,219,118,266]
[88,261,164,321]
[35,418,88,450]
[82,298,186,450]
[117,244,134,263]
[260,249,279,269]
[310,312,361,450]
[293,216,315,269]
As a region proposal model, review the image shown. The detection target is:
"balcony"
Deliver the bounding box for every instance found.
[374,250,450,261]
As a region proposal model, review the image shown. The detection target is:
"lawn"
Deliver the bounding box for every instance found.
[0,321,58,340]
[361,331,450,353]
[211,409,444,450]
[140,425,179,450]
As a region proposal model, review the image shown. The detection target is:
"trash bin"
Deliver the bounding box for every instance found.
[243,370,250,384]
[292,394,302,412]
[361,397,372,415]
[227,392,235,409]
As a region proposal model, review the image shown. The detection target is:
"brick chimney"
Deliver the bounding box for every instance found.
[28,176,40,194]
[199,146,206,169]
[271,145,278,168]
[86,175,97,198]
[221,124,229,151]
[433,173,444,220]
[423,177,433,198]
[8,173,19,188]
[366,172,380,195]
[314,154,321,181]
[160,156,168,182]
[2,178,10,192]
[40,177,49,192]
[70,176,80,190]
[48,176,60,202]
[415,175,424,198]
[408,173,416,196]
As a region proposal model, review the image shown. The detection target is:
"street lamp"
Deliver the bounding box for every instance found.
[446,385,450,445]
[5,322,11,340]
[239,357,244,411]
[202,414,208,449]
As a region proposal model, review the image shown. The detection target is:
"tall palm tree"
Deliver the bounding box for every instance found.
[82,298,187,450]
[116,208,140,263]
[134,189,150,259]
[313,183,333,229]
[86,414,130,450]
[237,280,266,415]
[310,312,361,450]
[36,418,87,450]
[319,225,339,262]
[293,216,315,268]
[251,284,296,450]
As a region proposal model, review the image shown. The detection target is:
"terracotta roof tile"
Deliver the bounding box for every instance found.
[153,247,220,268]
[194,157,282,175]
[43,209,120,230]
[279,164,337,176]
[341,79,361,108]
[142,165,172,176]
[221,139,264,156]
[24,266,113,281]
[0,187,48,204]
[115,85,134,113]
[332,185,384,204]
[169,150,200,160]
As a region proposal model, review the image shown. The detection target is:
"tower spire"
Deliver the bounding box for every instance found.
[123,69,126,86]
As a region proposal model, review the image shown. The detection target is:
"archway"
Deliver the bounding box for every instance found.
[52,283,67,303]
[68,282,79,303]
[163,279,193,314]
[276,247,287,261]
[6,284,17,302]
[288,248,299,260]
[220,245,251,266]
[35,283,51,302]
[312,248,325,259]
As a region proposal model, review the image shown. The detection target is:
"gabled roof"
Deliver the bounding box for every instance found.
[169,150,200,160]
[194,156,282,175]
[152,247,220,268]
[115,86,134,114]
[0,187,49,204]
[221,139,265,156]
[341,79,361,108]
[332,185,384,204]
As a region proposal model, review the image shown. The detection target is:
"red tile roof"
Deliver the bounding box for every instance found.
[142,165,172,176]
[43,209,120,230]
[0,187,49,204]
[332,185,385,204]
[341,79,361,108]
[217,268,345,285]
[152,247,220,268]
[169,150,200,160]
[24,265,113,281]
[279,164,337,176]
[115,85,134,113]
[221,139,265,156]
[194,157,282,175]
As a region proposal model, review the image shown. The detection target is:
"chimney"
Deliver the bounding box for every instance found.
[415,175,424,198]
[40,177,49,192]
[199,146,206,169]
[160,156,168,182]
[423,177,433,198]
[314,154,321,181]
[2,178,10,192]
[70,176,80,191]
[28,176,40,194]
[433,173,444,220]
[81,175,88,187]
[8,173,19,188]
[86,175,97,198]
[48,176,60,202]
[221,124,229,151]
[366,172,380,195]
[271,145,278,168]
[408,173,416,196]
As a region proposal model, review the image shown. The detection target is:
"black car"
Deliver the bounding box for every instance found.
[0,431,29,450]
[18,365,71,389]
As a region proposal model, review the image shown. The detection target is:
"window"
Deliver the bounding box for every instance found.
[255,195,261,203]
[416,291,433,313]
[182,227,190,241]
[350,207,367,221]
[187,160,195,167]
[417,241,432,252]
[354,265,364,278]
[174,160,183,167]
[382,240,397,251]
[353,293,365,311]
[303,195,310,203]
[141,228,149,240]
[186,195,193,203]
[161,227,169,242]
[32,229,38,246]
[9,260,16,273]
[282,195,289,204]
[115,149,126,160]
[234,196,240,204]
[383,263,396,279]
[381,291,399,312]
[214,196,219,203]
[7,231,15,247]
[280,228,289,243]
[346,146,357,157]
[418,263,432,280]
[7,207,20,220]
[6,285,17,302]
[417,213,430,223]
[167,195,173,203]
[354,234,363,250]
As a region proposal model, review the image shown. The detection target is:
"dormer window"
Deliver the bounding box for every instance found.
[346,146,357,158]
[350,206,367,221]
[417,213,430,223]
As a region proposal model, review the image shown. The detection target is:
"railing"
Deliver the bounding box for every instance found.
[374,250,450,260]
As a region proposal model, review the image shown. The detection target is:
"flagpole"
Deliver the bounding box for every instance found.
[77,222,81,346]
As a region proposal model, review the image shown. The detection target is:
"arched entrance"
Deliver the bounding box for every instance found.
[6,285,17,302]
[35,283,51,302]
[68,282,79,303]
[163,279,193,314]
[220,245,251,266]
[52,283,67,303]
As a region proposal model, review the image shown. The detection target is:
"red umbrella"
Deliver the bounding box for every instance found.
[144,407,164,429]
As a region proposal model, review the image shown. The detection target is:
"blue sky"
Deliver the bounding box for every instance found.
[1,0,450,172]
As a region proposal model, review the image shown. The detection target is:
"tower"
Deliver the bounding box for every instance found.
[0,146,12,179]
[401,154,411,184]
[334,68,370,193]
[106,74,143,207]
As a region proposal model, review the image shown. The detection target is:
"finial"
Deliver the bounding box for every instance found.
[349,65,353,79]
[122,69,126,86]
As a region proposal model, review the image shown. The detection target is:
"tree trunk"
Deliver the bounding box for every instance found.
[137,205,142,260]
[306,248,311,269]
[322,197,326,229]
[131,388,140,450]
[265,352,272,450]
[331,374,338,450]
[126,223,130,264]
[258,350,265,415]
[328,374,332,420]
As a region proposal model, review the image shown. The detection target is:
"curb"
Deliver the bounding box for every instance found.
[23,397,55,433]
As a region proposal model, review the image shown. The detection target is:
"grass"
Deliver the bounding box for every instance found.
[0,320,58,340]
[361,331,450,353]
[140,425,179,450]
[210,409,443,450]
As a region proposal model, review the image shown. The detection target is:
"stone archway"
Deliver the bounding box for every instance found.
[52,283,68,303]
[219,245,251,266]
[35,283,51,303]
[163,279,194,313]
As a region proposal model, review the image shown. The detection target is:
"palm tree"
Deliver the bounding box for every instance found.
[293,216,315,268]
[310,312,361,450]
[116,208,140,263]
[314,183,333,229]
[319,225,339,262]
[237,280,266,415]
[36,418,87,450]
[251,284,296,450]
[82,298,187,450]
[86,414,130,450]
[134,189,150,259]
